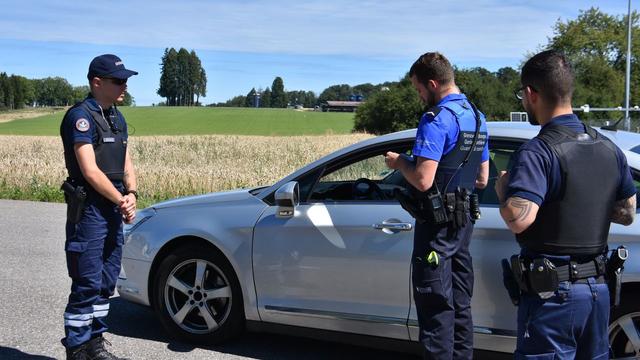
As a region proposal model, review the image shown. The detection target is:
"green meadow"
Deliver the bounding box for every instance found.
[0,107,356,136]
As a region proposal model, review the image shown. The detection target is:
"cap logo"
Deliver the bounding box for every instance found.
[115,61,123,66]
[75,118,90,132]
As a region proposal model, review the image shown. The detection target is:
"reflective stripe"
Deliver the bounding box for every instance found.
[92,303,109,311]
[64,312,93,321]
[93,310,109,318]
[65,319,92,327]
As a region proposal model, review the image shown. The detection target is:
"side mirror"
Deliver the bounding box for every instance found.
[275,181,299,218]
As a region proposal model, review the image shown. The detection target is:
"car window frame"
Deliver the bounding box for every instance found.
[305,142,413,204]
[477,138,526,207]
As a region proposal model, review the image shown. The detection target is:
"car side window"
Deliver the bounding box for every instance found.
[308,146,412,202]
[476,141,522,206]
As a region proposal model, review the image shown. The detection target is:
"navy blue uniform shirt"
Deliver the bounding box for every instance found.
[506,114,636,206]
[61,95,128,148]
[61,95,128,185]
[413,93,489,162]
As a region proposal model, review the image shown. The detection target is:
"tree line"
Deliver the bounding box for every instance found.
[212,76,396,109]
[157,48,207,106]
[0,73,134,111]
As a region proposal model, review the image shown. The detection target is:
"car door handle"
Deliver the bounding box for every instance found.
[372,222,413,231]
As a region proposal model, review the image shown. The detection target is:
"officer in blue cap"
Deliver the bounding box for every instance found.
[60,54,138,360]
[496,50,636,358]
[385,52,490,360]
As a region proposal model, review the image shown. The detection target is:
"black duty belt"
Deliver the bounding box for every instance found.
[538,256,606,283]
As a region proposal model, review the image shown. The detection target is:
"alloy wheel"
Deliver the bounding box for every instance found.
[609,311,640,360]
[163,259,233,334]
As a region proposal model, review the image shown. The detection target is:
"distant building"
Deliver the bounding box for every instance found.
[321,100,363,112]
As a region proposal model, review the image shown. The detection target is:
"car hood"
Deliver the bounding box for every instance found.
[151,189,256,210]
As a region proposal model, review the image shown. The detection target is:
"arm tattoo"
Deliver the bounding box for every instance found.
[502,197,533,223]
[610,195,637,226]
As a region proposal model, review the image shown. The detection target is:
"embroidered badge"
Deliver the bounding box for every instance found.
[75,118,90,132]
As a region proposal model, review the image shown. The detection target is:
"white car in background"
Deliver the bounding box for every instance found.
[118,122,640,358]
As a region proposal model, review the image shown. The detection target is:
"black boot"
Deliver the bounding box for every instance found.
[66,343,91,360]
[86,335,129,360]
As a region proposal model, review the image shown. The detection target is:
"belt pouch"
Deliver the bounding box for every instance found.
[527,258,559,298]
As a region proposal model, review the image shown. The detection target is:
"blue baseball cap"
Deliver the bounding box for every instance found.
[87,54,138,80]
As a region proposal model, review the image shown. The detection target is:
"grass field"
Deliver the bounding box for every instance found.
[0,107,355,136]
[0,134,374,207]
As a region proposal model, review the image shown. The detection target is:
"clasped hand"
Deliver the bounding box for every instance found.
[119,194,137,224]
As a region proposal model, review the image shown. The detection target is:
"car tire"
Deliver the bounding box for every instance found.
[608,296,640,359]
[152,244,244,344]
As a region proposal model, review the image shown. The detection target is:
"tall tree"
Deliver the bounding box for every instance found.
[195,67,207,105]
[261,87,271,108]
[270,77,287,108]
[158,48,206,106]
[176,48,191,106]
[158,48,179,106]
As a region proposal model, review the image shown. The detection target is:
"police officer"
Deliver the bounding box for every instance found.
[60,54,138,360]
[496,50,637,359]
[385,52,490,360]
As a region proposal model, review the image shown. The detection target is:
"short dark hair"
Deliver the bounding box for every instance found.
[521,50,574,105]
[409,52,454,86]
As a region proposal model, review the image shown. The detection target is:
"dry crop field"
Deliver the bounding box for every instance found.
[0,134,373,207]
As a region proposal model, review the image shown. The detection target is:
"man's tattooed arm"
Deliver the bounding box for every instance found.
[499,196,540,234]
[610,195,637,226]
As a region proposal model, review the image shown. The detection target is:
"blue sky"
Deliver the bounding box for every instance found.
[0,0,633,106]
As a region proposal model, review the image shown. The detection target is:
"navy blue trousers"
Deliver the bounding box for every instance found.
[515,278,610,359]
[412,216,474,360]
[63,199,123,348]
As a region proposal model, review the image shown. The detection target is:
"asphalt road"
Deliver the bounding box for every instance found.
[0,200,506,360]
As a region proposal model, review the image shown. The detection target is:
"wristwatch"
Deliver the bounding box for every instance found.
[126,190,139,199]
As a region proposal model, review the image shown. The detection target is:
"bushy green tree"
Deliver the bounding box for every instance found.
[287,90,317,107]
[32,77,74,106]
[546,7,639,123]
[318,84,352,103]
[354,77,423,134]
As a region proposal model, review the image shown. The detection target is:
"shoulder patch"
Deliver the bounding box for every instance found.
[424,106,442,118]
[75,118,90,132]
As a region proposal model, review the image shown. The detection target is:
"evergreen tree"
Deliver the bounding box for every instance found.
[158,48,179,106]
[157,48,206,106]
[270,77,287,108]
[261,87,271,108]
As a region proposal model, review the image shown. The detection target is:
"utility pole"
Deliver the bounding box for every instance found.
[624,0,633,131]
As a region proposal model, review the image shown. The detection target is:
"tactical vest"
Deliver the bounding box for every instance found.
[433,100,487,192]
[61,101,127,182]
[516,124,619,256]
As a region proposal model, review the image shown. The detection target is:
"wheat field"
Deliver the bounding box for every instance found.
[0,134,373,206]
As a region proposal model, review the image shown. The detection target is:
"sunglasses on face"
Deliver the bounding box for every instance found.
[100,77,127,86]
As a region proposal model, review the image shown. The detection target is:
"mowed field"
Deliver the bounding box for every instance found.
[0,106,355,136]
[0,107,371,207]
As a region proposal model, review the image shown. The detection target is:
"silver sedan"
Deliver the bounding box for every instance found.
[118,122,640,358]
